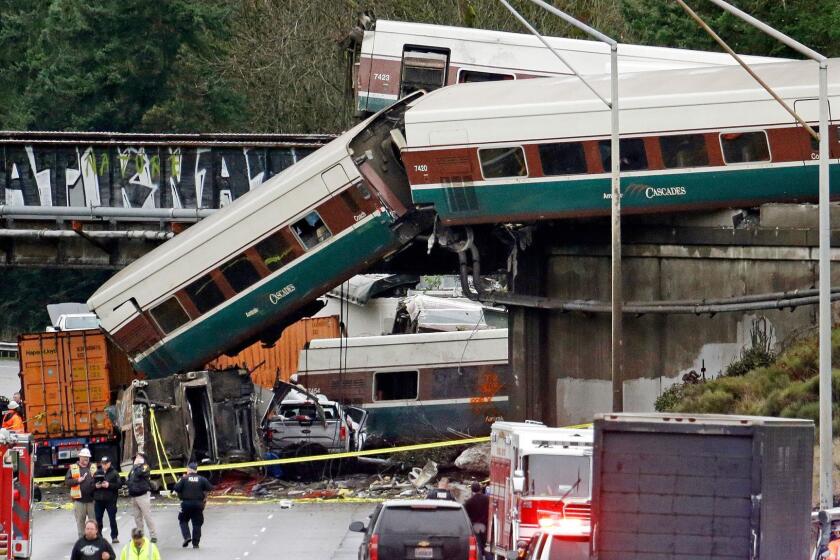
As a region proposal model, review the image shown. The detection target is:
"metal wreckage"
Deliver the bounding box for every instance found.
[114,369,365,475]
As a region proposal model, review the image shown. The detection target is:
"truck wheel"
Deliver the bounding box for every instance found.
[288,444,328,482]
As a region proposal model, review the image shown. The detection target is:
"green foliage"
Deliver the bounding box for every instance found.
[0,0,245,132]
[0,268,112,339]
[659,327,840,430]
[622,0,840,58]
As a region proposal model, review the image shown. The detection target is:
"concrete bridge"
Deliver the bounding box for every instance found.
[502,203,840,425]
[0,131,332,267]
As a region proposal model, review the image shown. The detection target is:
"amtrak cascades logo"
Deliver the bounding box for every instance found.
[645,186,687,199]
[269,284,295,304]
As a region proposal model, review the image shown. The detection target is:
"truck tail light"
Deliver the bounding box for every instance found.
[369,534,379,560]
[339,426,347,441]
[468,535,478,560]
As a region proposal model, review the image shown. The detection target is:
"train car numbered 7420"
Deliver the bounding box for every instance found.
[88,96,426,378]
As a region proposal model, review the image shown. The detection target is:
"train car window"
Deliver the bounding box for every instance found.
[807,126,839,152]
[373,370,418,401]
[660,134,709,168]
[458,69,514,83]
[479,147,528,179]
[720,131,770,164]
[220,253,263,293]
[149,297,190,335]
[400,46,449,97]
[538,142,587,175]
[255,232,297,272]
[185,274,226,314]
[598,138,648,171]
[341,182,379,220]
[291,211,332,250]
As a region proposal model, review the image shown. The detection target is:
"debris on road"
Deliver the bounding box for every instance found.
[454,443,490,474]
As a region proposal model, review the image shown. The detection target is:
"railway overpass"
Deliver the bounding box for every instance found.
[0,131,333,267]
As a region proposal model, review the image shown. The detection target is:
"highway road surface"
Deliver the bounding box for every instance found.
[0,358,20,400]
[32,496,369,560]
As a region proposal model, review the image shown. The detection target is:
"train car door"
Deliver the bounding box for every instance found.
[399,46,450,98]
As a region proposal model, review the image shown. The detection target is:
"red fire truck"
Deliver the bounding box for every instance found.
[0,429,35,559]
[488,422,592,559]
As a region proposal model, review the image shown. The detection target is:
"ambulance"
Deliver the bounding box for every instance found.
[488,422,592,559]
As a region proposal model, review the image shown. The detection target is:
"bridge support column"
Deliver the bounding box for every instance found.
[508,240,549,423]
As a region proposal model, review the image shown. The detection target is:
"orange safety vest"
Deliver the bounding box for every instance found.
[829,539,840,560]
[69,463,95,500]
[1,410,23,433]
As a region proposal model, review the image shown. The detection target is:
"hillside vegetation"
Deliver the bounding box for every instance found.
[656,326,840,432]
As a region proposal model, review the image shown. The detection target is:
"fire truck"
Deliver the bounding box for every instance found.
[0,429,35,559]
[488,422,593,559]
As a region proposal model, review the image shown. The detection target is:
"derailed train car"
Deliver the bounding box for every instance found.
[89,96,430,378]
[115,368,274,472]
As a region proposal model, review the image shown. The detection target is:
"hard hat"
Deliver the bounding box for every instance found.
[79,448,92,458]
[7,401,18,410]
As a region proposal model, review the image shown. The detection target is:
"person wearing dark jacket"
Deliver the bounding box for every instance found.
[126,452,157,543]
[173,462,213,549]
[93,457,122,543]
[70,520,115,560]
[426,477,456,500]
[464,482,491,560]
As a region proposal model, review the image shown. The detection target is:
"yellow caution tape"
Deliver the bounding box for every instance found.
[33,422,593,484]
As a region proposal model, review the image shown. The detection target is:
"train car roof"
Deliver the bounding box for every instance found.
[88,118,371,310]
[372,20,786,73]
[404,58,838,143]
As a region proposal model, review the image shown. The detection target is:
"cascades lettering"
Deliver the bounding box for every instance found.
[269,284,295,304]
[645,186,686,199]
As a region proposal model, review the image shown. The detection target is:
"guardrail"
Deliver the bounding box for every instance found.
[0,342,18,359]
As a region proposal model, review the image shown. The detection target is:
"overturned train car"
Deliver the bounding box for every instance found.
[116,368,274,472]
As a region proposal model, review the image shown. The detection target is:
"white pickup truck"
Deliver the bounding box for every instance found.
[260,381,368,461]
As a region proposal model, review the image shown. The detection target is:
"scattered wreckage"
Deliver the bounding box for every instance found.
[115,372,368,477]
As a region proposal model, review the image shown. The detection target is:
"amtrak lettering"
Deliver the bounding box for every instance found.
[645,186,687,199]
[268,284,296,304]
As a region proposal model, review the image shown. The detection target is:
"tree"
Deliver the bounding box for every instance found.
[17,0,245,132]
[621,0,840,58]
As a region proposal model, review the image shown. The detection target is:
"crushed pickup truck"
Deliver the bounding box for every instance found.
[260,382,368,459]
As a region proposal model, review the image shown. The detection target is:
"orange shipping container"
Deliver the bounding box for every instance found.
[206,316,339,387]
[18,329,138,440]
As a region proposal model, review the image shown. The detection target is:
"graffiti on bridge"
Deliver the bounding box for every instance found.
[0,144,318,209]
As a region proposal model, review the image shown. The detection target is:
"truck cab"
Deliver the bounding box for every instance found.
[489,421,593,560]
[0,430,35,559]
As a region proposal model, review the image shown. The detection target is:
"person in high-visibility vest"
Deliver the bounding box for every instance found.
[828,524,840,560]
[65,448,97,538]
[1,401,24,432]
[119,528,160,560]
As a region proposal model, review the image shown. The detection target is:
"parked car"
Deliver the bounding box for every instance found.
[349,500,479,560]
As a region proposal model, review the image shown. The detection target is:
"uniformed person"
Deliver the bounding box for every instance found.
[1,401,24,432]
[66,448,97,538]
[126,453,157,543]
[173,462,213,549]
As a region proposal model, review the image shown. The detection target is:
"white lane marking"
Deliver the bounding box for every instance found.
[267,514,274,520]
[260,527,266,533]
[244,552,250,557]
[252,540,257,545]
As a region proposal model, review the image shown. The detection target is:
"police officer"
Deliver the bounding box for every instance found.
[173,462,213,549]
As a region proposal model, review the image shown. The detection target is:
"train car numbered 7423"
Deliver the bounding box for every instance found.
[88,96,426,378]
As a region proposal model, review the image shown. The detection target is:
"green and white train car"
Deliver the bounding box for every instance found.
[88,97,427,378]
[400,58,840,224]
